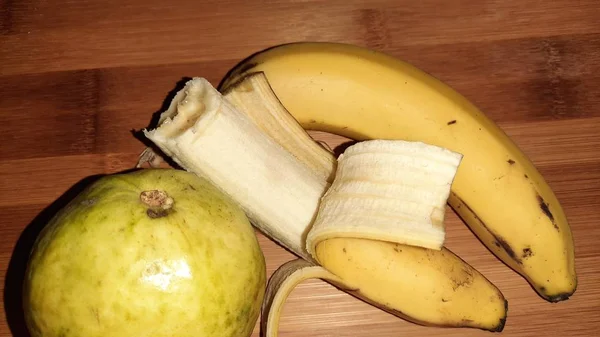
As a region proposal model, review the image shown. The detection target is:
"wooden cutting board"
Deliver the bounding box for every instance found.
[1,1,599,336]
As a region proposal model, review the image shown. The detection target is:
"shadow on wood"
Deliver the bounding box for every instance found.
[3,174,106,337]
[130,76,191,170]
[333,140,360,158]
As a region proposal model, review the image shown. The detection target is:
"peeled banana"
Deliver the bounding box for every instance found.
[220,42,577,302]
[141,75,508,333]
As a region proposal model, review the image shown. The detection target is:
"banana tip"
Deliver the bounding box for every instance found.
[538,282,576,303]
[545,291,574,303]
[491,299,509,332]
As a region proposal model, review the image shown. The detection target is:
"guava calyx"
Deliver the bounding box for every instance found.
[140,190,174,219]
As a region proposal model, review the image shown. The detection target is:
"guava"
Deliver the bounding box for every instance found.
[23,168,266,337]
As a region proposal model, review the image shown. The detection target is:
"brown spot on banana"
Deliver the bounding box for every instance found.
[495,301,508,332]
[546,292,573,303]
[493,237,521,265]
[451,266,475,291]
[447,120,457,125]
[450,193,523,265]
[522,247,534,259]
[352,289,505,332]
[537,194,559,230]
[507,159,516,165]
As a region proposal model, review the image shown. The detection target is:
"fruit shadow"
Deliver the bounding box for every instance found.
[332,140,359,158]
[130,77,192,170]
[3,174,107,336]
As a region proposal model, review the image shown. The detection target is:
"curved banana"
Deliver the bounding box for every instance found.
[220,42,577,302]
[263,242,507,337]
[316,239,507,331]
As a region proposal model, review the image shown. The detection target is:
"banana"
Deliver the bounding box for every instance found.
[263,242,508,337]
[141,76,508,333]
[219,42,577,302]
[316,238,507,331]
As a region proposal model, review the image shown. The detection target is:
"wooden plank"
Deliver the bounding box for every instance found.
[1,200,599,336]
[1,0,599,76]
[1,38,599,161]
[2,0,600,336]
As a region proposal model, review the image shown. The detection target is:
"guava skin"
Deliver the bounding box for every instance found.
[23,168,266,337]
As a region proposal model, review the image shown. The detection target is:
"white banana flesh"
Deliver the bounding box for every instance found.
[306,140,462,257]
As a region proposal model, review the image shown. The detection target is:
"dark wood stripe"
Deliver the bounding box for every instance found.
[1,0,599,76]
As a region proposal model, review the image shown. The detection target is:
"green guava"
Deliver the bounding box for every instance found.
[23,168,266,337]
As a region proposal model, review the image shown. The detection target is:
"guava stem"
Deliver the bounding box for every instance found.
[140,190,174,218]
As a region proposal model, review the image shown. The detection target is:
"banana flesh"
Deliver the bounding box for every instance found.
[306,139,462,257]
[220,42,577,302]
[143,76,508,333]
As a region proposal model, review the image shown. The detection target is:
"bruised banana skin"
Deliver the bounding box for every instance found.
[219,42,577,302]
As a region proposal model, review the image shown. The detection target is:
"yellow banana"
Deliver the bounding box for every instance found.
[220,42,577,302]
[263,242,507,337]
[316,238,508,330]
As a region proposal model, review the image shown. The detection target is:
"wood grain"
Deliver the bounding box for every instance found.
[1,1,599,336]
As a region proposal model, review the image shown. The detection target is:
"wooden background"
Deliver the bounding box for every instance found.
[1,0,599,336]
